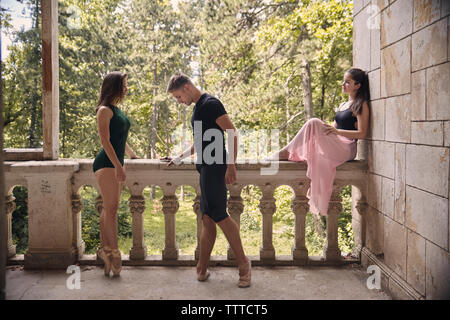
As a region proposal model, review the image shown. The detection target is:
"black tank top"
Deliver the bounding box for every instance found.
[334,107,357,131]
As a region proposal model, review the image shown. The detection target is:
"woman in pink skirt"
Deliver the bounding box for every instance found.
[269,68,370,216]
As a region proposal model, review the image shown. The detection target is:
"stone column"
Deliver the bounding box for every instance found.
[291,180,310,265]
[41,0,59,160]
[193,194,202,260]
[129,195,147,260]
[351,185,367,259]
[323,184,343,262]
[227,195,244,260]
[291,200,309,265]
[0,90,4,299]
[162,195,179,260]
[12,161,79,269]
[5,194,16,258]
[71,193,84,259]
[95,195,103,262]
[259,187,276,261]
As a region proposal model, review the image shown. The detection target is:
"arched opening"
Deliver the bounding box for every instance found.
[273,185,295,256]
[237,184,262,256]
[175,185,197,256]
[9,186,28,256]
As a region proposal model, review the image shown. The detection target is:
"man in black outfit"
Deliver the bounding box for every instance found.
[166,72,251,288]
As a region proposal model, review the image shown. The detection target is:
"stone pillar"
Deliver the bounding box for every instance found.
[227,195,244,260]
[323,184,342,262]
[291,181,310,265]
[351,185,367,259]
[162,195,179,260]
[129,195,147,260]
[193,194,202,260]
[259,186,276,261]
[0,85,5,299]
[71,193,84,259]
[291,199,309,265]
[5,194,16,258]
[95,195,103,262]
[41,0,59,160]
[12,161,79,269]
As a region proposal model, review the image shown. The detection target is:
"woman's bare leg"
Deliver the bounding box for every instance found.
[95,168,121,249]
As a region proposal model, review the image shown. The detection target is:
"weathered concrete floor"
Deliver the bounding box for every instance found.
[5,264,391,300]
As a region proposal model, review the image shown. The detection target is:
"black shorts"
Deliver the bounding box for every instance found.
[196,163,229,223]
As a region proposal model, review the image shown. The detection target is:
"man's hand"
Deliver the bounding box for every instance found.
[225,164,237,184]
[160,156,182,167]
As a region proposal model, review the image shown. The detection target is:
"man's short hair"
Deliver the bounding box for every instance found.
[167,72,193,93]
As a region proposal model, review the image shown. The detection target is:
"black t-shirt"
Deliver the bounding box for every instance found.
[191,93,227,165]
[334,108,357,130]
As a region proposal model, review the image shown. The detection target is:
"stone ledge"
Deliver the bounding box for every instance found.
[361,247,424,300]
[9,254,359,267]
[3,148,43,161]
[67,158,368,171]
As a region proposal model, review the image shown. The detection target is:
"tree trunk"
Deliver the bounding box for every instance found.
[301,60,313,120]
[1,40,7,300]
[150,42,158,199]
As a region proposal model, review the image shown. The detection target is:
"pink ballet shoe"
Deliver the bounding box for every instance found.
[238,259,251,288]
[98,246,112,276]
[197,270,211,282]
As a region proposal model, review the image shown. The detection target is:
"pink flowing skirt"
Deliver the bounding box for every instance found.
[284,118,357,216]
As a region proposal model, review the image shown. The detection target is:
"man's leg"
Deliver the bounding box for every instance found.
[218,216,250,273]
[197,214,217,275]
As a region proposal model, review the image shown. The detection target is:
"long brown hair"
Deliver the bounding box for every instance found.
[346,68,370,115]
[95,72,127,113]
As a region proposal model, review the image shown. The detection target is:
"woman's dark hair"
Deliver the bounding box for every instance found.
[346,68,370,115]
[95,72,127,113]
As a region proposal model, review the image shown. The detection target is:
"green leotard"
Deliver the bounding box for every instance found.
[93,105,130,172]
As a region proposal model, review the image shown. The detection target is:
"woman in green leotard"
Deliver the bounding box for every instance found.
[93,72,139,277]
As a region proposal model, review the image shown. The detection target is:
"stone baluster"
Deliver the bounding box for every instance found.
[291,200,309,264]
[71,192,85,259]
[323,183,343,262]
[259,184,276,261]
[227,194,244,260]
[162,194,179,260]
[352,185,367,259]
[193,193,202,260]
[129,195,147,260]
[95,195,103,261]
[5,194,16,258]
[291,181,310,265]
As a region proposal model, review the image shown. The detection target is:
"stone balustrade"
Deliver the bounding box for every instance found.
[4,159,368,269]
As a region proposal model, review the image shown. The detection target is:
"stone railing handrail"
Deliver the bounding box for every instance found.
[4,159,368,269]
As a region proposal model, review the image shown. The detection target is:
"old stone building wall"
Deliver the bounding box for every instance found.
[353,0,450,299]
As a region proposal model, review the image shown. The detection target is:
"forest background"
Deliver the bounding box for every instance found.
[1,0,355,257]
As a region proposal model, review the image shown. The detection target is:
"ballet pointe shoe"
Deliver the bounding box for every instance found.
[238,259,251,288]
[98,246,112,276]
[110,248,122,276]
[196,263,210,281]
[197,270,210,282]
